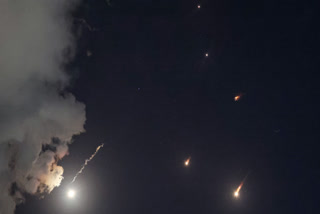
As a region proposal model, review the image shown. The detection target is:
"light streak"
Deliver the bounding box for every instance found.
[70,143,104,183]
[185,157,191,166]
[234,173,250,198]
[234,181,244,197]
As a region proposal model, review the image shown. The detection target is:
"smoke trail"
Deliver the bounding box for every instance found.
[71,144,104,183]
[0,1,85,213]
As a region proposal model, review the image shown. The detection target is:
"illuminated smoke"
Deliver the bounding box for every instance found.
[0,1,85,214]
[71,144,104,183]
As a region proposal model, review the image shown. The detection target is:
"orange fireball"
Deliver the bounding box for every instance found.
[233,172,250,198]
[234,95,241,101]
[184,157,191,166]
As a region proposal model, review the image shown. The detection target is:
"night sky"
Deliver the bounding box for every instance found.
[16,0,320,213]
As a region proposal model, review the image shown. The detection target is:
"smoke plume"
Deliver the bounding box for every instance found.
[0,0,85,213]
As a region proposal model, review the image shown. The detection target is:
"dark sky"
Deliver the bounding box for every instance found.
[16,0,320,213]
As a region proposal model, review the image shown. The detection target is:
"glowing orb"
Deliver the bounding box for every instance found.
[197,5,201,9]
[234,95,241,101]
[205,53,209,57]
[234,191,239,197]
[67,189,76,198]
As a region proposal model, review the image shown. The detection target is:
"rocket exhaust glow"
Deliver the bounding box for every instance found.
[234,95,241,101]
[234,92,246,101]
[234,182,244,197]
[70,143,104,183]
[185,157,191,166]
[234,173,249,197]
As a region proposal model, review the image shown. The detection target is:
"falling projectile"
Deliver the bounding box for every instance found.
[70,143,104,183]
[234,182,243,197]
[234,173,249,198]
[184,157,191,166]
[234,93,244,102]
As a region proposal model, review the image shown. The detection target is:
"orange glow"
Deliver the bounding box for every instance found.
[234,95,241,101]
[185,157,191,166]
[234,182,244,197]
[234,173,250,198]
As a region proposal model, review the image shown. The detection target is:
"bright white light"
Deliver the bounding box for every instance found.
[67,189,75,198]
[205,53,209,57]
[197,5,201,9]
[234,191,239,197]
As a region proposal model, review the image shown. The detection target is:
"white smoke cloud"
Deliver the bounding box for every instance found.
[0,0,85,213]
